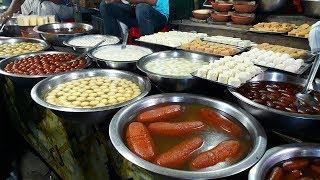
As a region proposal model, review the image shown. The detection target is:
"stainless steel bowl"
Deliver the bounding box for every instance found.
[249,143,320,180]
[109,93,267,179]
[137,50,217,92]
[302,0,320,18]
[0,51,91,88]
[89,45,153,71]
[229,71,320,140]
[63,34,120,53]
[34,23,93,46]
[0,37,49,59]
[31,69,151,124]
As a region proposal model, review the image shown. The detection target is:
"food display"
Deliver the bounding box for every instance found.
[256,43,308,59]
[240,48,305,73]
[237,81,320,115]
[47,27,86,34]
[124,104,251,170]
[267,158,320,180]
[288,24,311,38]
[92,45,152,61]
[4,53,86,75]
[180,39,240,56]
[138,31,208,47]
[17,15,56,26]
[67,35,120,47]
[195,56,262,87]
[45,76,141,108]
[203,36,255,48]
[0,42,45,57]
[144,58,209,76]
[250,22,296,33]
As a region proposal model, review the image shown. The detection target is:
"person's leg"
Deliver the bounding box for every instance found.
[99,2,137,36]
[135,3,167,35]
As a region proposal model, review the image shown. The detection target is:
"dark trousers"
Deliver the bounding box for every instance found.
[99,2,167,36]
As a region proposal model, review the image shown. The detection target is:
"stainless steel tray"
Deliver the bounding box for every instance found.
[0,37,50,59]
[31,69,151,124]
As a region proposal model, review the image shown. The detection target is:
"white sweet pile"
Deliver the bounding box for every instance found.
[203,36,255,48]
[196,56,262,87]
[240,48,304,73]
[93,46,152,61]
[68,35,120,47]
[138,31,207,47]
[145,58,208,77]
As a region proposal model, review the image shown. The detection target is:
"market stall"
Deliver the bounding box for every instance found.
[0,0,320,179]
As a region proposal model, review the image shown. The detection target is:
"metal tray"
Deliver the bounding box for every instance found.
[254,62,312,76]
[249,143,320,180]
[178,45,248,57]
[248,29,287,34]
[31,69,151,124]
[0,37,50,59]
[110,93,267,179]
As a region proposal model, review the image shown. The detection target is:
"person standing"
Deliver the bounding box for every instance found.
[1,0,74,21]
[99,0,169,37]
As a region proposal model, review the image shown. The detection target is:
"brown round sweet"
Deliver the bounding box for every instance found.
[4,53,87,76]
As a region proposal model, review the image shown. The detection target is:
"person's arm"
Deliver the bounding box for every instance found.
[129,0,157,5]
[2,0,25,18]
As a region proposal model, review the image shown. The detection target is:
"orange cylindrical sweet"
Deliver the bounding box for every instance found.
[148,121,205,136]
[126,122,155,161]
[190,140,240,169]
[154,137,203,168]
[199,108,243,137]
[136,105,183,123]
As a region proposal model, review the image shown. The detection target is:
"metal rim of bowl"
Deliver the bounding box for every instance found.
[248,143,320,180]
[109,93,267,179]
[63,34,120,48]
[33,22,93,36]
[228,76,320,119]
[31,69,151,113]
[0,51,92,78]
[136,50,216,80]
[89,44,153,63]
[0,37,50,59]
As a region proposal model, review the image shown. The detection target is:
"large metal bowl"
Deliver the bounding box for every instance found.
[63,34,120,53]
[34,23,93,46]
[0,37,49,59]
[229,71,320,140]
[89,45,153,71]
[137,50,217,92]
[0,51,92,88]
[249,143,320,180]
[109,93,267,179]
[31,69,151,124]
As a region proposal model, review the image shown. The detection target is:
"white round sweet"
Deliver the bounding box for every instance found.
[145,58,208,77]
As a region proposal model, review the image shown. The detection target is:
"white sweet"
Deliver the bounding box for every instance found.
[228,77,242,87]
[206,70,219,81]
[284,65,299,73]
[93,46,152,61]
[280,54,291,59]
[69,35,119,47]
[217,73,229,84]
[275,64,286,70]
[196,68,208,78]
[235,72,250,83]
[266,62,276,68]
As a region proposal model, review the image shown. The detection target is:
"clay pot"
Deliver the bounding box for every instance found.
[192,9,212,20]
[211,2,234,12]
[231,14,255,25]
[211,12,231,22]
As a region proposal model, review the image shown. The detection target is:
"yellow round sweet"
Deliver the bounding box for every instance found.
[45,76,141,108]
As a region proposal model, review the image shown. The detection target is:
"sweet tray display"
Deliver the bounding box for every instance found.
[179,39,245,57]
[249,22,296,33]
